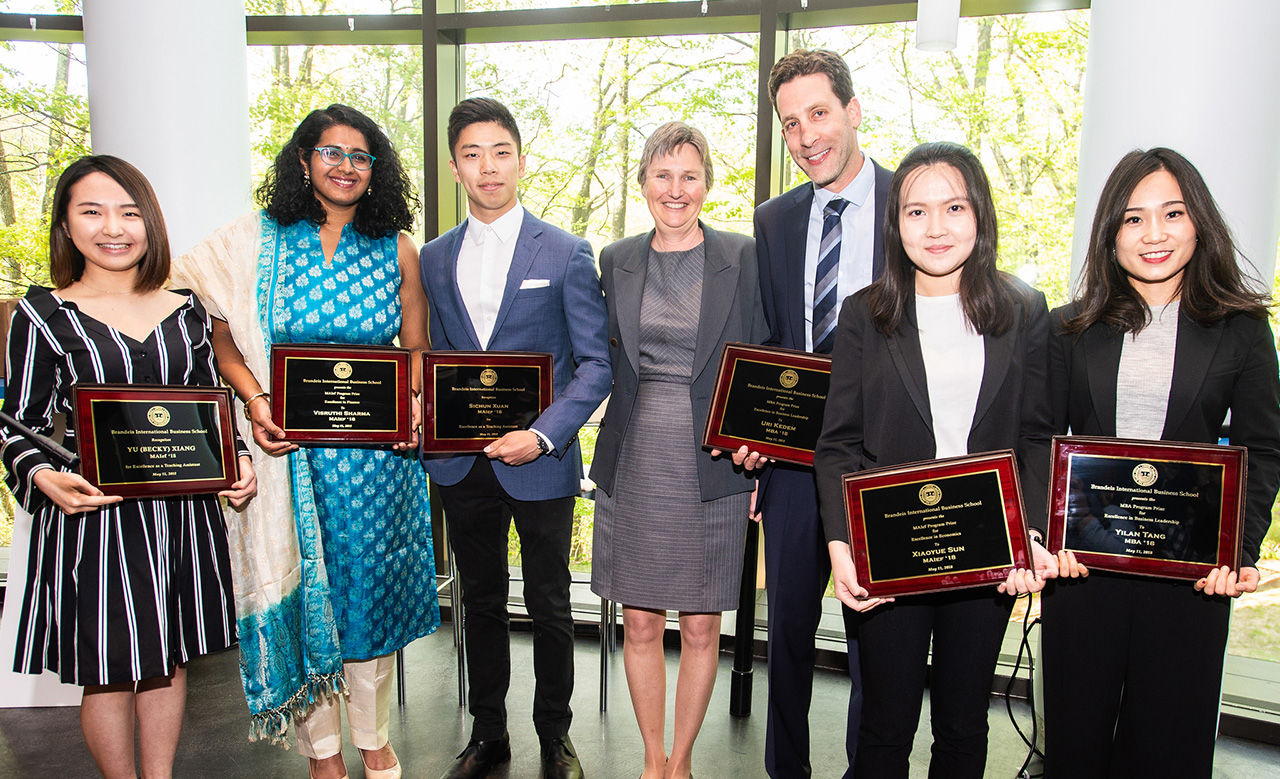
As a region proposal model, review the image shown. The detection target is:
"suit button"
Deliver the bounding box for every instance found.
[609,337,619,347]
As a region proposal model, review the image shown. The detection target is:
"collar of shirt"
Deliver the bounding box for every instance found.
[812,153,873,211]
[465,202,524,246]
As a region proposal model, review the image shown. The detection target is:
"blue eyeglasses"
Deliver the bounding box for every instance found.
[310,146,376,170]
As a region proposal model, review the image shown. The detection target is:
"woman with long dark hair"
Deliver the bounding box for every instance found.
[814,141,1056,778]
[2,155,257,778]
[173,105,439,779]
[1042,147,1280,777]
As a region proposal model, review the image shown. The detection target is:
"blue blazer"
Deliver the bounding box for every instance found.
[419,209,612,501]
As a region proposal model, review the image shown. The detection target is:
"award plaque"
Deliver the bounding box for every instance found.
[1047,436,1244,580]
[843,451,1031,597]
[703,343,832,466]
[71,384,237,498]
[423,351,554,453]
[270,344,412,444]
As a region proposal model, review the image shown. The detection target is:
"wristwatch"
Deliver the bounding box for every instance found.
[536,435,551,456]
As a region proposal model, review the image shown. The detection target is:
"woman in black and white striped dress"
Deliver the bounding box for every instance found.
[1,155,257,779]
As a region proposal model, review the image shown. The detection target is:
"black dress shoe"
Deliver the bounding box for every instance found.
[440,733,511,779]
[539,735,584,779]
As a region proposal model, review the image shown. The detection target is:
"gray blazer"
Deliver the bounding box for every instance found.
[590,222,768,501]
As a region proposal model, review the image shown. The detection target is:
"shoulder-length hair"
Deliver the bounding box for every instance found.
[50,155,170,292]
[1062,147,1268,335]
[866,141,1026,336]
[256,104,418,238]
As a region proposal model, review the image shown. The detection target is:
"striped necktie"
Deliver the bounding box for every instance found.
[812,197,847,354]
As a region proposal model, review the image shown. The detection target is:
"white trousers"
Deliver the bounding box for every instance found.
[295,654,395,759]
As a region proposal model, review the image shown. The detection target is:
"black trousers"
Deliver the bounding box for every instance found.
[437,457,577,741]
[760,466,861,778]
[1041,572,1230,778]
[852,588,1014,779]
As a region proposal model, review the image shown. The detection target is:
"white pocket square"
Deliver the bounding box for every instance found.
[520,279,551,289]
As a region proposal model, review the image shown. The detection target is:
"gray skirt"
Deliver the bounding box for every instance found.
[591,380,750,612]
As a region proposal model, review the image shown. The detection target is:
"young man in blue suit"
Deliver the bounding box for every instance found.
[419,97,610,779]
[751,50,893,778]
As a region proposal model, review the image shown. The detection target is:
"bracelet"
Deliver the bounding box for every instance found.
[244,392,270,420]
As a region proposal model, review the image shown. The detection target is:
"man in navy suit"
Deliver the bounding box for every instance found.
[752,50,893,778]
[419,97,610,779]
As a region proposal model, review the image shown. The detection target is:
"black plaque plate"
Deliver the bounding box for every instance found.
[703,343,831,466]
[72,384,237,498]
[1047,436,1244,580]
[423,351,554,453]
[843,450,1031,597]
[270,344,411,444]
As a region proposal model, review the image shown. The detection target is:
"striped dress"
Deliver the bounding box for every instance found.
[1,286,243,686]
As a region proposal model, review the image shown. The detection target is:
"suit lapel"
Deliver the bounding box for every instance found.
[1083,324,1122,436]
[692,225,738,383]
[488,212,542,346]
[614,233,648,375]
[971,307,1016,431]
[782,187,813,349]
[1163,312,1223,438]
[871,159,889,281]
[886,297,933,434]
[446,225,482,350]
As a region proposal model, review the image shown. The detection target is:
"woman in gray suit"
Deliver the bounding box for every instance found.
[590,122,766,779]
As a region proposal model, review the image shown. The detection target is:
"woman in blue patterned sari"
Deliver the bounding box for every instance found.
[174,105,439,779]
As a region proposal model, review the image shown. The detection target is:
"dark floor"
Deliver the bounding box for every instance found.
[0,623,1277,778]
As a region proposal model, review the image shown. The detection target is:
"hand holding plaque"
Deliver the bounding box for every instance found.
[422,351,554,454]
[842,450,1032,597]
[72,384,237,498]
[1047,436,1245,581]
[703,343,831,467]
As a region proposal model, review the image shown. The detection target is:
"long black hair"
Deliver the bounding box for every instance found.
[866,141,1028,336]
[1062,147,1268,335]
[256,104,418,238]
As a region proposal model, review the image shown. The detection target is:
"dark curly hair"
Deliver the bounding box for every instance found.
[256,104,419,238]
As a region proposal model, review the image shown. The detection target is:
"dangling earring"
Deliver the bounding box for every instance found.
[302,169,311,187]
[366,185,373,196]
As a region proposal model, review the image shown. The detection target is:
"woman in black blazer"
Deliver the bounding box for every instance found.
[814,142,1056,778]
[589,122,766,779]
[1042,147,1280,778]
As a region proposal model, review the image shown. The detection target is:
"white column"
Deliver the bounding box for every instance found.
[1071,0,1280,291]
[83,0,252,256]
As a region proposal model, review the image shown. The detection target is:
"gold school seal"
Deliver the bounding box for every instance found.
[333,361,353,379]
[147,405,171,428]
[1132,462,1158,487]
[480,368,499,387]
[780,369,799,389]
[918,483,942,506]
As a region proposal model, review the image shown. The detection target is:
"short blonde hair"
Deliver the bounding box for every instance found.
[637,121,714,190]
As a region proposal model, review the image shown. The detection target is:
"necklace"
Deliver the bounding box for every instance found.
[74,280,135,296]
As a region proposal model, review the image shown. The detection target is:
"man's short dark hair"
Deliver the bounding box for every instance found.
[447,98,522,159]
[767,49,856,110]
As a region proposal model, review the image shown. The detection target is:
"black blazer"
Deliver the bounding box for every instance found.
[814,278,1054,543]
[1048,303,1280,567]
[590,223,768,501]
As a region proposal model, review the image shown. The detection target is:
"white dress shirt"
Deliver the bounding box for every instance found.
[454,202,554,453]
[457,203,525,349]
[803,154,876,352]
[916,293,984,459]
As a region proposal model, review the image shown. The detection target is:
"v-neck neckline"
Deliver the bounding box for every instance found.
[53,291,192,347]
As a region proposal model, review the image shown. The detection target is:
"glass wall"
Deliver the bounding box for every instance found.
[0,39,88,552]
